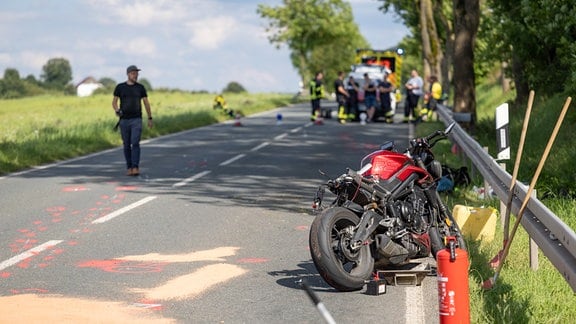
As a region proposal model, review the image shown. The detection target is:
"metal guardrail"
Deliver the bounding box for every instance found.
[436,105,576,292]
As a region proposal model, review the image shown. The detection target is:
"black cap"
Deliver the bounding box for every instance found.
[126,65,141,73]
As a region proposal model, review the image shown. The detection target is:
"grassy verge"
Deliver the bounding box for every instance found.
[416,84,576,323]
[0,92,296,175]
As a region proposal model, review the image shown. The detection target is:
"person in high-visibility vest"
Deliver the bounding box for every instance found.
[309,72,325,121]
[334,71,350,124]
[421,75,442,121]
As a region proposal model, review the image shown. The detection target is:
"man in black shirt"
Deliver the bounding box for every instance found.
[112,65,153,176]
[378,73,395,123]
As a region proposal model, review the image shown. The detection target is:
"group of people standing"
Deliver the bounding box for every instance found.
[310,71,395,124]
[310,69,442,125]
[402,69,443,123]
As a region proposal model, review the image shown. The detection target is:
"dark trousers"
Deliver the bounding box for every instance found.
[310,99,321,116]
[405,92,420,118]
[119,118,142,169]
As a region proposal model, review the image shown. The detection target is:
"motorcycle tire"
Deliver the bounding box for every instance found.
[309,207,374,291]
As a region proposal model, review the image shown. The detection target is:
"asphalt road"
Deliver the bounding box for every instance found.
[0,101,440,323]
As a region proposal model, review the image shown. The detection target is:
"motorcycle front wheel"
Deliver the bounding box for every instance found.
[309,207,374,291]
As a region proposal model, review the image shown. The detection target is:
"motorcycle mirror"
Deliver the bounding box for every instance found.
[444,122,456,134]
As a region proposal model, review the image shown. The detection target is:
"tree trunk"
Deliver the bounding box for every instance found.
[420,0,443,89]
[511,54,529,105]
[435,0,454,99]
[452,0,480,128]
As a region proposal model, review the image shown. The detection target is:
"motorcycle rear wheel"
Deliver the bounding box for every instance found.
[309,207,374,291]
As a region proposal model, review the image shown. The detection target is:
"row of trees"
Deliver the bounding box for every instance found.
[259,0,576,126]
[257,0,369,89]
[0,58,75,99]
[0,57,246,98]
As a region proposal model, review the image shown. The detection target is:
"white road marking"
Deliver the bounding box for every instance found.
[172,170,212,188]
[0,240,64,271]
[405,285,425,324]
[250,142,270,152]
[274,133,288,141]
[219,154,246,166]
[92,196,157,224]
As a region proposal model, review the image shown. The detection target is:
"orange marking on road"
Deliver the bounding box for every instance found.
[118,246,240,263]
[133,263,247,301]
[0,295,176,323]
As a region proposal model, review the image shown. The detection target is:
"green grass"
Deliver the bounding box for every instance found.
[417,83,576,323]
[0,91,296,174]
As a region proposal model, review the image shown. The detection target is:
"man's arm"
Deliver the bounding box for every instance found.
[143,97,153,127]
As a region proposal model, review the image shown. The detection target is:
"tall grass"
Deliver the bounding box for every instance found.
[0,92,295,174]
[417,82,576,323]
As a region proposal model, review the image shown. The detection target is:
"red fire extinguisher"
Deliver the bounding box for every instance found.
[436,236,470,324]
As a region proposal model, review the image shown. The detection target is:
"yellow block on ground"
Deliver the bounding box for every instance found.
[452,204,497,242]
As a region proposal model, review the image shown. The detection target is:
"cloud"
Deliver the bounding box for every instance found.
[86,0,188,26]
[186,16,237,50]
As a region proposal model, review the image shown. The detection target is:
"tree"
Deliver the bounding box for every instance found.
[484,0,576,102]
[258,0,367,85]
[139,78,153,91]
[378,0,480,122]
[0,68,25,98]
[41,58,73,90]
[452,0,479,123]
[376,0,447,90]
[223,81,246,93]
[98,77,117,89]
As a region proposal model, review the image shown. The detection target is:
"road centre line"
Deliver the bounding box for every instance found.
[274,133,288,141]
[172,170,212,188]
[250,142,270,152]
[0,240,64,271]
[92,196,158,224]
[220,154,246,166]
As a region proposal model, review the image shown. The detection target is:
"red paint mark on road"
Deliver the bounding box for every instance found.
[237,258,269,264]
[77,260,167,273]
[116,186,138,191]
[295,225,309,231]
[46,206,66,213]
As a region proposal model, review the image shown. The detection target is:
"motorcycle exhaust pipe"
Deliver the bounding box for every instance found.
[375,234,410,264]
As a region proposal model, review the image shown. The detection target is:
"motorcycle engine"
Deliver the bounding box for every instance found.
[392,188,430,234]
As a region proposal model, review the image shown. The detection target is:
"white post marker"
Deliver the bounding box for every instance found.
[495,103,510,160]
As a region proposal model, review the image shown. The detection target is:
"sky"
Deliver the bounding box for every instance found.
[0,0,409,93]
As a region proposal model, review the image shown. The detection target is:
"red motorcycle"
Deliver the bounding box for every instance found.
[309,123,466,291]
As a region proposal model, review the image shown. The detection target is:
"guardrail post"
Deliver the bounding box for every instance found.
[499,162,508,229]
[483,147,490,198]
[530,189,539,270]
